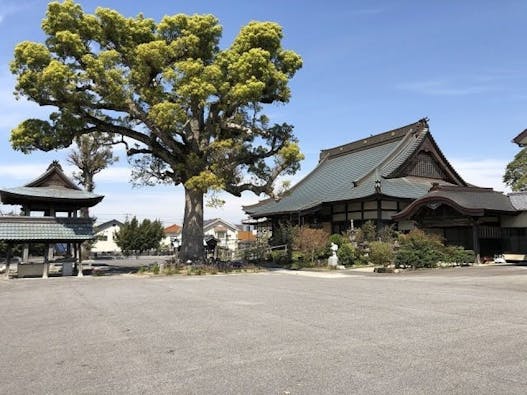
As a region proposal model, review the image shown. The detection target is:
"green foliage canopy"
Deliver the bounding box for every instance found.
[504,148,527,191]
[114,217,165,254]
[10,0,304,197]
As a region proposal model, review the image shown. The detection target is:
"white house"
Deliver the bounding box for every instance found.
[91,219,123,255]
[204,218,239,254]
[163,224,182,251]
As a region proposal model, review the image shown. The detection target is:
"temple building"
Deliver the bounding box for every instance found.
[244,119,526,261]
[0,161,103,278]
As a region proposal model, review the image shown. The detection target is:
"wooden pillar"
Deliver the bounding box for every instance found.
[472,220,481,265]
[23,243,29,263]
[47,208,55,261]
[5,243,11,279]
[376,199,382,232]
[42,244,49,279]
[77,243,83,277]
[47,244,54,262]
[361,202,364,223]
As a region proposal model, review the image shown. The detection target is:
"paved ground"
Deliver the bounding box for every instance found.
[1,265,527,394]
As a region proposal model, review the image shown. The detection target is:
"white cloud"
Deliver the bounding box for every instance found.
[93,166,131,183]
[0,71,51,131]
[0,163,132,184]
[450,158,509,191]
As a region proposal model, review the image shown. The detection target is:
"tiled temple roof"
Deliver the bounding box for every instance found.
[0,217,95,241]
[244,119,464,217]
[0,162,103,207]
[393,185,517,220]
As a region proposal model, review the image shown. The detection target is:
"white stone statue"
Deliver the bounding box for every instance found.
[328,242,339,267]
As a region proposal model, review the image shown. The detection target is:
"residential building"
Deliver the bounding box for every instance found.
[91,219,123,255]
[163,223,182,250]
[204,218,238,253]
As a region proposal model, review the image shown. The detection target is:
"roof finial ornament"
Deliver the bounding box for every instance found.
[47,160,63,171]
[419,117,429,132]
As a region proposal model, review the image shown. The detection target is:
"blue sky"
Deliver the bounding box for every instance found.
[0,0,526,225]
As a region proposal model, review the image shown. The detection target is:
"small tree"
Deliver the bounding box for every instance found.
[293,226,329,264]
[115,217,165,255]
[369,241,394,267]
[355,221,377,244]
[336,243,357,266]
[504,148,527,191]
[68,133,118,217]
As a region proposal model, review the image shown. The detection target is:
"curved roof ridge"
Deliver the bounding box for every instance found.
[319,118,428,161]
[354,125,424,186]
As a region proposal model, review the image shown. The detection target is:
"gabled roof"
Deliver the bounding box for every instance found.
[94,219,123,233]
[164,224,182,234]
[0,161,103,207]
[393,185,517,220]
[244,119,465,217]
[204,218,238,232]
[513,129,527,147]
[25,161,80,189]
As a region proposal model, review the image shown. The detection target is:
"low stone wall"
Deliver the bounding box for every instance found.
[17,263,45,278]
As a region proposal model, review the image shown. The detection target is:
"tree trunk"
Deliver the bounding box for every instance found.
[180,187,204,262]
[79,174,93,259]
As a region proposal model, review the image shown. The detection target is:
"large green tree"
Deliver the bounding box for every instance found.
[504,148,527,191]
[10,1,303,260]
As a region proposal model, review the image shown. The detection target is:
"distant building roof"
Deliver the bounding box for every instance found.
[94,219,123,233]
[0,216,95,241]
[164,224,182,234]
[237,230,256,242]
[244,119,465,218]
[204,218,238,232]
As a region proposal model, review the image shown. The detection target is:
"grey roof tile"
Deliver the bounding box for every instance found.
[1,186,101,200]
[508,192,527,210]
[394,186,517,220]
[0,217,95,241]
[245,119,449,217]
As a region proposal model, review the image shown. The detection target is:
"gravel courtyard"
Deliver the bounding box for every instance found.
[1,265,527,394]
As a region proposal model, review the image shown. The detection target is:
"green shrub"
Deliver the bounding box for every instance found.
[328,233,345,247]
[378,225,397,243]
[151,263,160,274]
[395,229,443,269]
[355,221,377,244]
[369,241,394,267]
[293,226,330,263]
[442,246,475,264]
[337,243,357,266]
[271,250,289,266]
